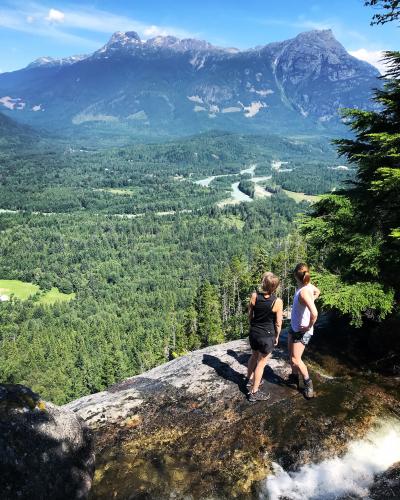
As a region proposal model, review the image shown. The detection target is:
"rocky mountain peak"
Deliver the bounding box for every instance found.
[97,30,142,54]
[145,35,222,53]
[290,29,347,53]
[27,54,87,69]
[110,30,141,44]
[146,35,180,48]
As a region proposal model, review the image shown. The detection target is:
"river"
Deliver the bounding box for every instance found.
[0,163,277,219]
[194,163,273,205]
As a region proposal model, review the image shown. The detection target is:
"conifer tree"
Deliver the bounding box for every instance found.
[365,0,400,25]
[303,51,399,325]
[197,280,224,345]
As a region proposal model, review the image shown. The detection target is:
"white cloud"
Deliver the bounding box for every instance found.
[0,6,101,48]
[45,8,65,23]
[0,1,195,40]
[143,25,170,37]
[349,48,388,74]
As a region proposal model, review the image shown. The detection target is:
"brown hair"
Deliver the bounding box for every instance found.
[259,272,280,294]
[294,263,310,285]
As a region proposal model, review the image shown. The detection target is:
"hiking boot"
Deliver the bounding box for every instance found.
[304,379,314,399]
[286,373,299,389]
[248,390,271,403]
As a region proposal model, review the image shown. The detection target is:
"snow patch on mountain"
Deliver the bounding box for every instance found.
[187,95,204,103]
[0,96,25,110]
[239,101,267,117]
[28,55,87,68]
[190,54,207,70]
[221,107,241,113]
[254,89,274,96]
[127,111,147,120]
[209,104,220,113]
[72,113,119,125]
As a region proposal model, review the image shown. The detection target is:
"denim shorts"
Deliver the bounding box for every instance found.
[289,328,313,346]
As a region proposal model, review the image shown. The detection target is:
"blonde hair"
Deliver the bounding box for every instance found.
[294,263,311,285]
[259,272,280,294]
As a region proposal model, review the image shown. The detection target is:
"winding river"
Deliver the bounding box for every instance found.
[194,163,273,204]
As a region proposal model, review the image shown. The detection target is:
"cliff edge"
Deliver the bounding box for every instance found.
[64,339,398,499]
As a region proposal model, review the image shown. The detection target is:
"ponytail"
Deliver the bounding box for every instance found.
[294,263,310,285]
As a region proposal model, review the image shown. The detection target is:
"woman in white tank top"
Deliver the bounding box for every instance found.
[287,263,320,399]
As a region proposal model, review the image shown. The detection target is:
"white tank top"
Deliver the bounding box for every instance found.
[291,285,313,334]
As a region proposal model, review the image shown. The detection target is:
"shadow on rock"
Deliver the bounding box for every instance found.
[0,384,94,500]
[226,349,287,386]
[202,354,248,395]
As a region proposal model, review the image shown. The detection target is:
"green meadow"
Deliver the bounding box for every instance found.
[283,189,321,204]
[0,280,75,304]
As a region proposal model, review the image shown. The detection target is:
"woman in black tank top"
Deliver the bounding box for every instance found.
[246,272,283,402]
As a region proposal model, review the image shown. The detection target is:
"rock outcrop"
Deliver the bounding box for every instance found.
[0,384,94,500]
[64,338,399,499]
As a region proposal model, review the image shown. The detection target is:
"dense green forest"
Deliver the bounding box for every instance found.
[0,198,304,404]
[1,130,329,404]
[0,132,340,213]
[0,106,393,403]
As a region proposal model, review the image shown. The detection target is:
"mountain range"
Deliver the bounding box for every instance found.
[0,29,380,138]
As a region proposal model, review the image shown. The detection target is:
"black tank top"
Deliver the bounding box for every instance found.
[250,293,276,336]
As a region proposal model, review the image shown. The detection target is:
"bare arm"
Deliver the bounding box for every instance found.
[300,288,318,331]
[248,292,257,322]
[272,298,283,345]
[311,284,321,300]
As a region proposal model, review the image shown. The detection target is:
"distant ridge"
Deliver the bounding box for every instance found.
[0,30,380,138]
[0,111,38,146]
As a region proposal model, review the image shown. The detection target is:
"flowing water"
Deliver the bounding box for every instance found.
[231,181,253,202]
[82,338,400,500]
[195,163,273,203]
[262,420,400,500]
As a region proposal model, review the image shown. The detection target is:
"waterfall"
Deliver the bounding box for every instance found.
[262,419,400,500]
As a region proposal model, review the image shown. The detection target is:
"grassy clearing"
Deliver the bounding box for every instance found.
[0,280,75,304]
[39,287,76,305]
[94,188,136,196]
[220,215,245,230]
[283,189,320,204]
[0,279,39,300]
[254,185,272,199]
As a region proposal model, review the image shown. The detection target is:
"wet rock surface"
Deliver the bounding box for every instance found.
[369,462,400,498]
[65,339,400,499]
[0,384,95,500]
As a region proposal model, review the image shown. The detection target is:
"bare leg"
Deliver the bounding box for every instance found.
[247,350,259,380]
[291,342,309,380]
[252,352,271,392]
[288,334,298,374]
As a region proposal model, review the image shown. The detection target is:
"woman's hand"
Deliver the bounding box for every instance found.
[274,335,279,346]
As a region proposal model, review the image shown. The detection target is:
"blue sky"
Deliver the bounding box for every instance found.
[0,0,398,73]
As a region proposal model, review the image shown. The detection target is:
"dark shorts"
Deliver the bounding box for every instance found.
[288,328,313,346]
[249,330,275,354]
